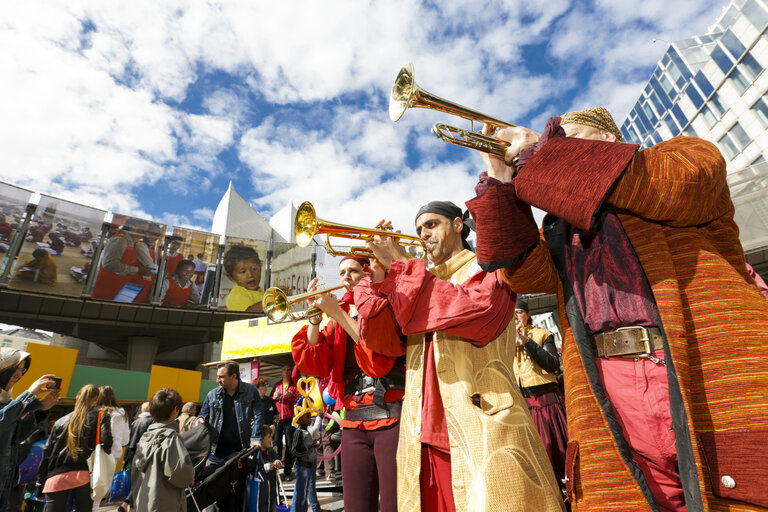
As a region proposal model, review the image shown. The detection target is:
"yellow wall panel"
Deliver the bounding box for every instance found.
[147,365,202,403]
[12,342,78,399]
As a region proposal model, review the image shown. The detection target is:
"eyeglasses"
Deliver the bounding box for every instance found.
[16,364,28,375]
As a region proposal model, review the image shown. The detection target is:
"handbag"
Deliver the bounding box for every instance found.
[87,410,116,502]
[106,469,131,503]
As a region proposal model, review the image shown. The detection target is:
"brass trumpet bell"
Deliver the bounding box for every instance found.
[294,201,426,259]
[262,284,348,323]
[389,62,517,157]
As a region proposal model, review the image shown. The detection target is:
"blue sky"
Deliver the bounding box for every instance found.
[1,0,727,237]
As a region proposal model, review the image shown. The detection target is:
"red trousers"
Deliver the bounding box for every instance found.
[420,444,456,512]
[596,350,686,512]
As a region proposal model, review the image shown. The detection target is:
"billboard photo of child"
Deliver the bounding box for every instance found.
[220,244,264,312]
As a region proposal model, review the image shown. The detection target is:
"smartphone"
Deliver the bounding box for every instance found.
[48,377,62,390]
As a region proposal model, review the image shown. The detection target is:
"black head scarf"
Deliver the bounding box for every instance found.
[415,201,476,251]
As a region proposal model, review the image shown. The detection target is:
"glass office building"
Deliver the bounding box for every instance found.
[621,0,768,257]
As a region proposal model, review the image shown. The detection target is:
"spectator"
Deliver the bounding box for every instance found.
[131,388,194,512]
[16,248,58,285]
[118,402,153,512]
[271,365,298,480]
[289,409,320,512]
[253,377,277,428]
[0,349,59,510]
[36,384,112,512]
[123,402,153,469]
[254,425,282,512]
[176,402,198,433]
[92,386,130,511]
[197,360,263,512]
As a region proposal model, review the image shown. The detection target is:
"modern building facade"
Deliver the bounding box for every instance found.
[621,0,768,262]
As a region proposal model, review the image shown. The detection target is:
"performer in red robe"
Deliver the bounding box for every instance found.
[292,256,404,512]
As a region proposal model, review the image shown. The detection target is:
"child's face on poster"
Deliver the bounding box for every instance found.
[230,257,262,290]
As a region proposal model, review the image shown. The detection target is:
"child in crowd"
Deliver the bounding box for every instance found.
[223,245,264,312]
[290,410,321,512]
[16,248,58,285]
[254,425,282,512]
[131,388,194,512]
[160,259,201,307]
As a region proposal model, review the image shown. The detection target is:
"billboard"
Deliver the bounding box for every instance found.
[90,214,166,304]
[217,236,268,312]
[7,194,106,296]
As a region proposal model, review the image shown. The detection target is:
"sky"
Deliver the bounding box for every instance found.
[0,0,728,239]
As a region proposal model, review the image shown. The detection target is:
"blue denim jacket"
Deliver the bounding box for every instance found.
[199,380,263,456]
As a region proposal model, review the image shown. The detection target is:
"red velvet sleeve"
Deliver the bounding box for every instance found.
[291,323,335,378]
[360,259,515,345]
[355,277,407,357]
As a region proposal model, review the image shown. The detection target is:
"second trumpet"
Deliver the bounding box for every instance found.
[294,201,426,259]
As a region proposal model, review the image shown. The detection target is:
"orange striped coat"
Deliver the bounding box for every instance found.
[469,136,768,511]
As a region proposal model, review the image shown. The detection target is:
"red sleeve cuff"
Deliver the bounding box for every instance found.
[515,138,639,231]
[466,182,539,271]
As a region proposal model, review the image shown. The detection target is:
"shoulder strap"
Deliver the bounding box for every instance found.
[95,410,104,445]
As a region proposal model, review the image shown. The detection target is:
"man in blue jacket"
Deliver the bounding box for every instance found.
[198,360,263,511]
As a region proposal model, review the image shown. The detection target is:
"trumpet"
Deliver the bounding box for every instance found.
[294,201,426,259]
[262,284,349,323]
[389,62,515,158]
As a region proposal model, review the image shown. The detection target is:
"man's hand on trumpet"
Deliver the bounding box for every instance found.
[481,125,541,183]
[367,219,409,283]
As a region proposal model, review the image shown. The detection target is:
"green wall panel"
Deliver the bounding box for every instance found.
[67,365,151,401]
[199,379,218,402]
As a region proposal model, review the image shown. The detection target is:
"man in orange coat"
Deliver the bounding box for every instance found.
[468,107,768,511]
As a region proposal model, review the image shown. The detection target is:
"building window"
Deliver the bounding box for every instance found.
[741,53,763,81]
[730,122,751,148]
[721,30,746,60]
[711,44,735,74]
[671,104,688,128]
[694,71,714,97]
[685,84,704,108]
[753,96,768,126]
[710,92,729,117]
[729,67,751,94]
[719,133,739,159]
[701,105,718,128]
[744,0,768,31]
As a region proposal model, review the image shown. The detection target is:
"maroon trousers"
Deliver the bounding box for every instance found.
[340,422,399,512]
[524,388,568,489]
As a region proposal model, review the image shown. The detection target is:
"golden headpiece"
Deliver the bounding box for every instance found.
[561,107,622,142]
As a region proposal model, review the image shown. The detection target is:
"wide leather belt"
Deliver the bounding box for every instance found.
[590,326,663,358]
[344,401,402,423]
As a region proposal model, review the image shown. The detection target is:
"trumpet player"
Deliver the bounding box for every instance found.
[468,107,768,511]
[291,255,405,512]
[355,201,564,512]
[513,296,568,495]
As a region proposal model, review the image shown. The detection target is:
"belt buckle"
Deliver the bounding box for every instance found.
[616,326,652,358]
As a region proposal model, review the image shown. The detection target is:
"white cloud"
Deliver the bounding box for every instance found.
[0,0,735,235]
